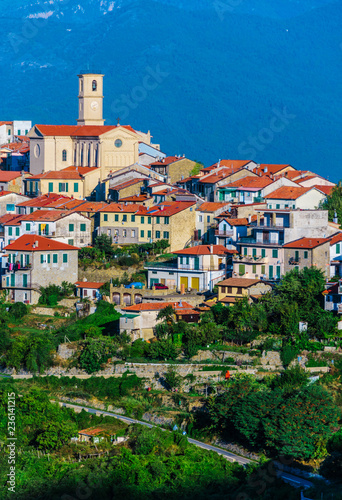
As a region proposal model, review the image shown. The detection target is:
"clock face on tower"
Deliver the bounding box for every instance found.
[91,101,99,111]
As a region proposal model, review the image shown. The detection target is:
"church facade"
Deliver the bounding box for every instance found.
[28,73,160,181]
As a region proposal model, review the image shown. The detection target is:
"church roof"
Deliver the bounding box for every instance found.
[35,124,137,137]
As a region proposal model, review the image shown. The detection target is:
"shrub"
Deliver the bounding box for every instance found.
[10,302,28,319]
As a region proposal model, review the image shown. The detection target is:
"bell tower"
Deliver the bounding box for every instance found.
[77,72,105,126]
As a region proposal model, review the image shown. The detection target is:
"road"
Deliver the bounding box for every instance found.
[57,400,314,489]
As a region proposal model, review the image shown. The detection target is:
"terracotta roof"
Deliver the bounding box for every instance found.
[217,278,262,287]
[265,186,313,200]
[16,193,72,208]
[220,216,256,226]
[35,124,137,138]
[329,233,342,246]
[283,237,330,249]
[122,301,193,312]
[47,199,86,210]
[256,164,294,175]
[197,202,229,212]
[221,176,273,189]
[150,156,181,166]
[0,172,22,182]
[71,202,107,213]
[29,167,97,180]
[14,210,75,223]
[314,185,334,196]
[199,168,241,184]
[76,281,105,289]
[99,203,147,214]
[4,234,79,251]
[78,427,106,436]
[5,142,30,154]
[175,308,200,316]
[174,245,236,256]
[147,201,195,217]
[208,160,252,170]
[219,296,237,303]
[109,178,144,191]
[119,195,150,203]
[0,214,22,225]
[0,121,13,126]
[0,190,13,197]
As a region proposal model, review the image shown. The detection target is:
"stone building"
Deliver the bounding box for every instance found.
[283,237,331,277]
[217,278,272,306]
[2,235,79,304]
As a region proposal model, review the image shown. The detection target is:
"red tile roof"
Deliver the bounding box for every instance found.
[221,176,273,189]
[329,233,342,246]
[0,171,23,182]
[197,202,229,212]
[217,278,262,287]
[174,245,236,256]
[109,178,144,191]
[35,124,137,138]
[16,193,72,208]
[219,216,256,226]
[314,185,334,196]
[122,301,193,312]
[256,164,294,175]
[0,214,22,225]
[199,167,242,184]
[0,121,13,126]
[99,203,147,214]
[75,281,105,289]
[119,195,151,203]
[71,202,107,213]
[147,201,195,217]
[265,186,313,200]
[0,190,13,197]
[14,210,76,223]
[283,237,330,249]
[208,160,252,170]
[5,142,30,154]
[4,234,79,251]
[78,427,106,436]
[29,168,97,180]
[150,156,182,166]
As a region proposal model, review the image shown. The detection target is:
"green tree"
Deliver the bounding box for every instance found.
[320,181,342,226]
[94,233,113,258]
[164,366,182,390]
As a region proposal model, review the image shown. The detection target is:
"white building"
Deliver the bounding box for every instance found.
[0,121,32,145]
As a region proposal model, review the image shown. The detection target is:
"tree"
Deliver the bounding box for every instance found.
[320,181,342,226]
[10,302,28,319]
[164,366,182,390]
[94,233,113,258]
[190,161,204,176]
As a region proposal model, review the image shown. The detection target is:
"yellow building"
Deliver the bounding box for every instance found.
[217,277,272,305]
[28,73,160,180]
[25,166,100,200]
[97,201,196,251]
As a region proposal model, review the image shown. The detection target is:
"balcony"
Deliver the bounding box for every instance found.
[255,224,289,230]
[234,255,269,264]
[145,260,178,270]
[289,257,301,265]
[239,237,283,246]
[215,230,234,237]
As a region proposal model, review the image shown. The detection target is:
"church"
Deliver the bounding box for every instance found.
[28,73,161,182]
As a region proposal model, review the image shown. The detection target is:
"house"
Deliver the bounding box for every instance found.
[217,278,272,306]
[78,428,107,443]
[215,216,255,249]
[97,201,196,251]
[0,171,31,194]
[120,301,198,340]
[16,193,74,215]
[264,186,326,210]
[75,281,104,300]
[195,202,231,244]
[323,281,342,314]
[329,233,342,278]
[25,166,100,200]
[0,139,30,171]
[216,176,273,204]
[0,191,29,216]
[108,178,145,202]
[3,210,91,247]
[149,155,197,183]
[146,244,236,291]
[2,235,79,304]
[0,120,32,145]
[28,73,160,179]
[233,209,333,281]
[256,164,296,176]
[197,164,258,201]
[283,237,331,277]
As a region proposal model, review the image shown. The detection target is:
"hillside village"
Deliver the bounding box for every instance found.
[0,73,341,331]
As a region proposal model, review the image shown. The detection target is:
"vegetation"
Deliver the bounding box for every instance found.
[38,281,76,306]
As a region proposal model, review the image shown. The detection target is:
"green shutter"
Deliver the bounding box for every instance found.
[23,274,28,288]
[11,274,15,286]
[53,254,58,264]
[148,230,151,238]
[48,182,53,193]
[65,183,68,192]
[269,265,274,279]
[59,183,62,192]
[239,264,245,276]
[252,264,256,273]
[261,249,266,258]
[243,247,247,256]
[156,216,160,224]
[272,249,278,258]
[276,266,281,278]
[15,227,20,236]
[141,217,145,224]
[252,248,257,257]
[26,223,30,231]
[63,254,68,263]
[45,224,49,235]
[47,254,51,264]
[148,217,152,224]
[8,227,12,236]
[74,182,79,193]
[336,244,340,254]
[80,224,86,232]
[69,224,74,232]
[115,214,119,222]
[140,230,144,238]
[41,255,44,264]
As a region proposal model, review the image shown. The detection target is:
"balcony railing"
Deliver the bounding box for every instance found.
[255,224,290,230]
[145,260,178,270]
[289,257,301,265]
[233,255,269,264]
[215,230,234,237]
[239,237,283,246]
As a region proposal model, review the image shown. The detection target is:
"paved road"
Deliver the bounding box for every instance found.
[57,401,313,489]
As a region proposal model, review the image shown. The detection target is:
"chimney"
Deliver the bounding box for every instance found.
[210,244,213,254]
[35,240,39,247]
[264,166,268,173]
[248,215,252,223]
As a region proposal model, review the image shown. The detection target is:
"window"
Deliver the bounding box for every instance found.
[198,229,201,239]
[186,257,190,265]
[252,264,257,273]
[276,204,280,209]
[141,216,145,224]
[243,247,247,256]
[104,214,108,222]
[80,224,86,232]
[140,230,144,238]
[156,231,160,239]
[74,183,79,193]
[25,130,28,135]
[40,255,45,264]
[276,266,281,278]
[8,227,12,236]
[123,230,127,237]
[147,230,151,238]
[62,254,68,264]
[336,244,341,254]
[114,139,122,148]
[164,216,169,225]
[199,215,203,223]
[252,248,257,257]
[261,265,266,275]
[11,274,15,287]
[227,286,232,293]
[68,239,74,245]
[269,265,274,279]
[148,217,151,224]
[131,230,136,238]
[180,257,183,265]
[261,249,266,258]
[23,274,28,288]
[295,250,299,262]
[47,254,50,264]
[304,251,308,259]
[131,215,135,222]
[122,215,127,222]
[26,223,30,231]
[207,216,210,223]
[239,264,245,276]
[18,129,21,136]
[48,182,53,193]
[53,254,58,264]
[69,224,74,232]
[92,80,97,91]
[163,231,169,239]
[59,182,68,192]
[62,150,67,162]
[237,287,242,294]
[156,216,160,224]
[15,227,20,236]
[6,204,15,212]
[114,214,119,222]
[272,249,278,259]
[8,129,11,136]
